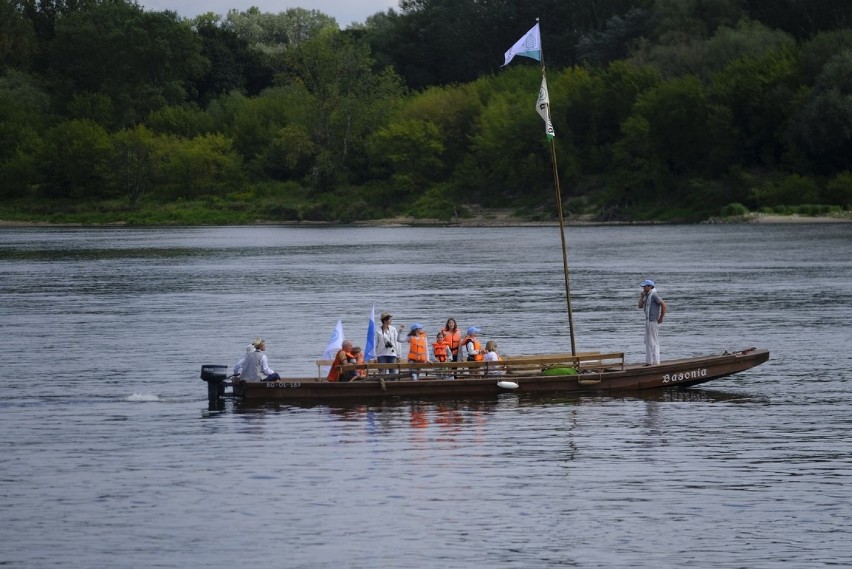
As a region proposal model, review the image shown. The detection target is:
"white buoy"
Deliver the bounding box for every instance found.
[497,381,519,390]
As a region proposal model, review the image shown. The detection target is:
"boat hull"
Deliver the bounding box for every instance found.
[231,349,769,401]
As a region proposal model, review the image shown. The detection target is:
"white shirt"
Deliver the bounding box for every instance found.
[239,350,275,380]
[484,351,504,375]
[375,325,401,358]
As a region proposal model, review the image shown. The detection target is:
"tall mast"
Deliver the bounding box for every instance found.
[537,18,576,356]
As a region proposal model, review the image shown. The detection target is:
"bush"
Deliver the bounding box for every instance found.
[407,183,460,221]
[720,202,749,217]
[825,172,852,208]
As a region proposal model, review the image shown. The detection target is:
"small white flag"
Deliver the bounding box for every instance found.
[503,22,542,66]
[321,319,344,375]
[536,76,556,140]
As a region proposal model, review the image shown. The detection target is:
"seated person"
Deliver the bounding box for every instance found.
[232,344,255,377]
[239,338,281,382]
[484,340,505,376]
[349,346,366,380]
[328,340,355,382]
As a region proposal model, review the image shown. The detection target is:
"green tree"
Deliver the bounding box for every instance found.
[152,133,244,199]
[367,0,630,89]
[260,123,317,180]
[377,81,482,182]
[553,62,660,177]
[278,28,405,189]
[798,29,852,84]
[750,173,820,207]
[223,6,337,49]
[39,118,112,199]
[636,17,794,79]
[787,51,852,174]
[110,124,157,207]
[468,91,551,200]
[577,7,652,66]
[191,14,273,105]
[0,70,50,159]
[745,0,852,40]
[710,48,799,167]
[0,70,48,197]
[825,171,852,207]
[0,0,38,71]
[368,119,444,191]
[49,1,207,127]
[146,104,214,138]
[611,75,737,204]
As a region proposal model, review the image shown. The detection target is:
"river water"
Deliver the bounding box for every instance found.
[1,223,850,568]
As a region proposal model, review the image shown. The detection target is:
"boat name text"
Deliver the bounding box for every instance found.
[662,368,707,384]
[265,382,302,389]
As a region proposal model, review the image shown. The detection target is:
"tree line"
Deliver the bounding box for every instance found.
[1,0,851,223]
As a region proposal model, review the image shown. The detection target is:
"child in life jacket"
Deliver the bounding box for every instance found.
[432,331,452,363]
[432,331,453,379]
[349,346,365,380]
[407,323,429,380]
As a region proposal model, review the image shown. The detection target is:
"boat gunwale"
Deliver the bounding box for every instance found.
[228,348,769,400]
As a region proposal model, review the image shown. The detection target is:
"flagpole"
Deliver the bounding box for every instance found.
[537,18,577,356]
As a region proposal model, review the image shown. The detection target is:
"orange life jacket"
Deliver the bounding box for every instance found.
[462,336,483,361]
[353,352,365,377]
[408,332,429,363]
[443,328,461,356]
[432,340,451,362]
[327,349,354,382]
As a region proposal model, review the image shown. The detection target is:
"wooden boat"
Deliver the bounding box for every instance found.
[201,36,770,405]
[202,348,768,403]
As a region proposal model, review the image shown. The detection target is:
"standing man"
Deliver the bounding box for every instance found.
[375,312,402,373]
[638,279,667,365]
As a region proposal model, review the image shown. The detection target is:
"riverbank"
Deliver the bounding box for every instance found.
[1,210,850,227]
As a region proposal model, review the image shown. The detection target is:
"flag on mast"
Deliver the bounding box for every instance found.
[364,305,376,362]
[503,22,541,66]
[536,76,556,140]
[321,319,344,375]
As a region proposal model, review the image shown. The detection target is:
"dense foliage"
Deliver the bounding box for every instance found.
[1,0,851,223]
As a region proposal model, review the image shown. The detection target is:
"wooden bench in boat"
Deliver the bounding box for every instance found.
[316,352,625,381]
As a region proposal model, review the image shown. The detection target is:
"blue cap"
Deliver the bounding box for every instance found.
[467,326,481,335]
[410,323,423,332]
[641,279,655,287]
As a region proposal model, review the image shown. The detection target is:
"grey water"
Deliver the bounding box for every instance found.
[0,223,850,568]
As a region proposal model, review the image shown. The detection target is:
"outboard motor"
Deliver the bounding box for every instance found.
[201,364,228,408]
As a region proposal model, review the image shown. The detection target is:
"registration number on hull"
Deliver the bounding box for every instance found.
[264,382,302,389]
[662,368,707,384]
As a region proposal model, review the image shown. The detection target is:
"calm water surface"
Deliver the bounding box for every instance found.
[1,223,851,568]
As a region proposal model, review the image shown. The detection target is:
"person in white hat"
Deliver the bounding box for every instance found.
[638,279,667,365]
[238,338,280,381]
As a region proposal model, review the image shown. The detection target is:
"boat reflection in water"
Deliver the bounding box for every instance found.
[222,386,768,436]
